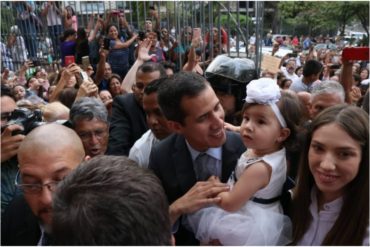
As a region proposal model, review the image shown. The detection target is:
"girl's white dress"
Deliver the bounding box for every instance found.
[184,148,292,246]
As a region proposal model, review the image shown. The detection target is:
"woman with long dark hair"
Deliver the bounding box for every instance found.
[291,104,369,245]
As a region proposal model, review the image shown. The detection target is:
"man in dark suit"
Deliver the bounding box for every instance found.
[149,72,245,245]
[107,62,167,156]
[1,124,86,245]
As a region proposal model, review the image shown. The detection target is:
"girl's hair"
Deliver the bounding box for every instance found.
[66,6,75,16]
[294,66,302,74]
[77,27,87,41]
[60,28,76,42]
[280,79,292,89]
[291,104,369,245]
[242,90,303,151]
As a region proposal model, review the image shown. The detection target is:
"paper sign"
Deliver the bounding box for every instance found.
[261,54,281,74]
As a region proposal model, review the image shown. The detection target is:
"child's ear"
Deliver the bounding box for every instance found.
[277,128,291,143]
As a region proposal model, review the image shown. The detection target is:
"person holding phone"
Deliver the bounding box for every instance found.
[105,24,138,79]
[60,28,77,67]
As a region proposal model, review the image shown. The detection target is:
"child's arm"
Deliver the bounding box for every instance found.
[218,162,271,212]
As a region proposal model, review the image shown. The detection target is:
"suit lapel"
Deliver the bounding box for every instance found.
[221,133,240,183]
[172,135,197,194]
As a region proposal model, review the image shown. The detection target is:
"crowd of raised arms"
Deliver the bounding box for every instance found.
[1,1,369,246]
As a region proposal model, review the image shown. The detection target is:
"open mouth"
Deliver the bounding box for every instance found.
[211,129,224,138]
[90,148,101,156]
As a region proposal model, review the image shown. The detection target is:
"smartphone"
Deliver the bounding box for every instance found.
[192,28,201,40]
[81,56,90,70]
[103,38,111,50]
[65,56,75,66]
[342,47,370,61]
[80,71,88,81]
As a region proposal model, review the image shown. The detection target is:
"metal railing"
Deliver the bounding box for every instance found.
[1,1,264,72]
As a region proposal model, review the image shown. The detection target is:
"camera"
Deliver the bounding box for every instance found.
[2,108,44,135]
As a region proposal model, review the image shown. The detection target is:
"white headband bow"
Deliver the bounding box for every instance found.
[245,78,287,128]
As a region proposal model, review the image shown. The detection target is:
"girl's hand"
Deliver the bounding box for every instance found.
[224,122,240,133]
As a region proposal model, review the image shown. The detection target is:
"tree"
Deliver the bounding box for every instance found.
[278,1,369,37]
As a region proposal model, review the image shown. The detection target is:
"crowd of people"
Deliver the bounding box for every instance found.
[1,1,370,246]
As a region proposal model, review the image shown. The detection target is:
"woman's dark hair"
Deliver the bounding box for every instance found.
[60,28,76,42]
[291,104,369,245]
[295,66,302,75]
[280,79,292,89]
[58,87,78,109]
[77,27,87,41]
[183,48,202,66]
[66,6,75,16]
[106,24,118,37]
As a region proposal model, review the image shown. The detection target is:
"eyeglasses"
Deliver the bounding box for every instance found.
[77,128,108,142]
[14,171,61,194]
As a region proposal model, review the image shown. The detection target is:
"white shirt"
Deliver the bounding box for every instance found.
[281,66,299,81]
[128,130,159,168]
[297,187,369,245]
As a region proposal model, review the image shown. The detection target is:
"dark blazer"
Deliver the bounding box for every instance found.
[1,196,41,246]
[148,131,245,245]
[107,93,148,156]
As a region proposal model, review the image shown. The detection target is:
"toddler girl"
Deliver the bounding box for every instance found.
[185,78,302,245]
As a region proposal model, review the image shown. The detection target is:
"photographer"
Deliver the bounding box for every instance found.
[1,86,24,215]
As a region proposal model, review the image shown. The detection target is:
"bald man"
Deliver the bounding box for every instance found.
[1,123,86,246]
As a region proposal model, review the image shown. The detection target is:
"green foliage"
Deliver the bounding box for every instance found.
[1,7,16,39]
[215,13,252,34]
[278,1,369,37]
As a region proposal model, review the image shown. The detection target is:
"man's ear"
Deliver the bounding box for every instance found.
[167,120,183,134]
[277,128,290,143]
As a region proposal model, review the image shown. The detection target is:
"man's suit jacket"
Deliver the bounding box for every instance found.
[107,93,148,156]
[1,196,41,246]
[149,131,245,245]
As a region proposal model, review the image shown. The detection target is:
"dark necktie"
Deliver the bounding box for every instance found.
[194,153,215,181]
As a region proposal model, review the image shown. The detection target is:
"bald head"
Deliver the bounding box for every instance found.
[18,123,85,165]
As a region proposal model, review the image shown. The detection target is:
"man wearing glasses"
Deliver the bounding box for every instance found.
[2,124,86,245]
[107,62,167,156]
[70,97,109,157]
